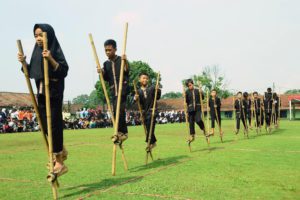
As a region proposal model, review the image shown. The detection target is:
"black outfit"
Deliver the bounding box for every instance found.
[235,99,247,130]
[253,98,264,127]
[185,88,205,135]
[24,24,68,153]
[264,92,273,126]
[136,86,161,144]
[209,97,221,128]
[273,96,280,123]
[103,55,130,134]
[243,99,251,125]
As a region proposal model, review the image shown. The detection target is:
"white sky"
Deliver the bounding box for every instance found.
[0,0,299,101]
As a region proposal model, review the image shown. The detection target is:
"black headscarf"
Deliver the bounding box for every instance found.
[29,24,66,80]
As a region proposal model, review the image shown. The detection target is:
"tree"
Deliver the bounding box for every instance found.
[128,61,160,94]
[94,60,161,108]
[88,90,102,109]
[284,89,300,94]
[161,91,182,99]
[186,65,232,99]
[72,94,89,105]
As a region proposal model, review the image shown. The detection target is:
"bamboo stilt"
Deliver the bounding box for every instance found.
[233,96,237,133]
[17,40,59,196]
[213,98,223,142]
[133,80,147,136]
[241,98,249,138]
[89,33,127,171]
[145,72,160,165]
[206,91,210,135]
[278,94,281,128]
[88,34,115,125]
[17,40,48,150]
[43,32,58,200]
[197,82,209,145]
[112,23,128,176]
[252,94,258,134]
[182,85,191,152]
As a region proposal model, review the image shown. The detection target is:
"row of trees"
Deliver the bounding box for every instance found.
[72,61,231,108]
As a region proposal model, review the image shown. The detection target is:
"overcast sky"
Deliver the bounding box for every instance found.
[0,0,299,101]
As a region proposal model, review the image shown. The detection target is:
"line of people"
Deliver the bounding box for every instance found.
[183,79,281,149]
[16,23,282,197]
[234,88,281,135]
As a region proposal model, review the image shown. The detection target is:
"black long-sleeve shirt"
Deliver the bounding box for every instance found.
[136,85,161,115]
[103,55,130,97]
[209,97,221,114]
[185,88,204,113]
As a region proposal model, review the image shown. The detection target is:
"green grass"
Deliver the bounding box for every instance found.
[0,121,299,200]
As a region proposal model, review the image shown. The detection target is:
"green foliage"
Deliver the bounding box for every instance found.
[94,60,161,108]
[72,94,89,105]
[161,91,182,99]
[284,89,300,94]
[128,60,160,94]
[185,65,232,99]
[72,90,102,109]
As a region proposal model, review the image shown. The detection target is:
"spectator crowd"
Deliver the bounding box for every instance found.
[0,107,187,133]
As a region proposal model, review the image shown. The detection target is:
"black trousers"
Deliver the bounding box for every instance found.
[188,111,205,135]
[38,95,63,153]
[253,110,264,127]
[273,109,279,123]
[211,110,221,128]
[113,95,128,134]
[247,110,251,125]
[265,110,272,126]
[236,112,247,130]
[144,113,157,145]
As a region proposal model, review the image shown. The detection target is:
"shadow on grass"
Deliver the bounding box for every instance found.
[129,155,188,173]
[61,176,142,199]
[192,146,225,153]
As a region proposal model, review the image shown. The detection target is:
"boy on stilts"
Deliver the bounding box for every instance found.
[234,92,248,136]
[253,92,263,131]
[208,89,223,139]
[243,92,252,129]
[134,72,161,152]
[101,39,130,145]
[264,88,273,133]
[184,79,209,145]
[272,92,280,128]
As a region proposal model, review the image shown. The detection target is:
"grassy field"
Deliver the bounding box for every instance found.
[0,120,299,200]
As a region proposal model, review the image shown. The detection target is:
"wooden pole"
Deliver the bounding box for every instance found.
[262,98,267,132]
[43,32,58,199]
[146,72,160,165]
[133,80,147,136]
[213,98,223,142]
[88,34,115,125]
[182,85,191,152]
[259,97,262,131]
[233,96,236,133]
[112,22,128,176]
[241,97,249,138]
[89,33,128,171]
[206,91,210,134]
[252,94,258,134]
[197,82,207,134]
[17,40,48,150]
[278,94,281,128]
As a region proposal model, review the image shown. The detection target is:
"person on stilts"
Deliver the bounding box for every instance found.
[184,79,209,145]
[101,39,130,145]
[134,72,161,152]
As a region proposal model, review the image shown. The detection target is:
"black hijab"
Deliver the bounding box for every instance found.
[29,24,66,80]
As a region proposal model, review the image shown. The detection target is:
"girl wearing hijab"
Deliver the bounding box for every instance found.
[18,24,69,177]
